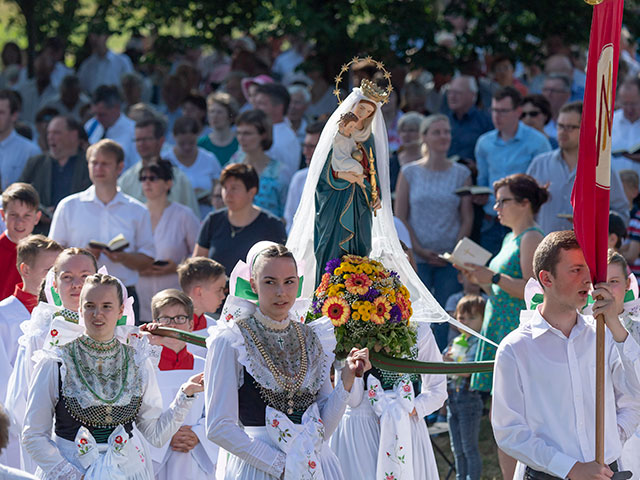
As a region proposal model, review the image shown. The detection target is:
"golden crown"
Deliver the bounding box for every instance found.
[360,78,390,103]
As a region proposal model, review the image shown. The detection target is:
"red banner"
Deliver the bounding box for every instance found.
[571,0,624,283]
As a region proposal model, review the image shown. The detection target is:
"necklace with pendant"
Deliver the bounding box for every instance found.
[230,224,246,238]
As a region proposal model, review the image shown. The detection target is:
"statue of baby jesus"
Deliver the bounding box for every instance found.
[332,111,366,187]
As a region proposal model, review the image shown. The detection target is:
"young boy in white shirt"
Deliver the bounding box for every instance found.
[492,230,640,480]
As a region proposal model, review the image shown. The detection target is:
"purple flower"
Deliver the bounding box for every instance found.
[325,258,342,274]
[389,270,400,279]
[311,299,323,314]
[360,288,379,302]
[389,305,403,324]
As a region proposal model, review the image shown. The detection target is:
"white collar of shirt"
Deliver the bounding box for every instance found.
[529,307,589,340]
[79,185,127,207]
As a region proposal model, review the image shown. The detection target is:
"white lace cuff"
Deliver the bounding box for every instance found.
[172,388,196,422]
[43,460,84,480]
[270,451,287,478]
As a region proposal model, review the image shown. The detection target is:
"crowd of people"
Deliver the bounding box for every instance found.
[0,26,640,480]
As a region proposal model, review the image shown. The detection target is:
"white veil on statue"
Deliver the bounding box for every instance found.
[286,87,450,324]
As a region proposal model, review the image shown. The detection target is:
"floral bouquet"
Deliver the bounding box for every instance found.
[307,254,416,359]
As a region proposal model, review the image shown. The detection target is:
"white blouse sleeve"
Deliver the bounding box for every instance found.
[315,370,351,438]
[135,359,196,448]
[413,323,448,419]
[204,328,286,478]
[21,358,83,480]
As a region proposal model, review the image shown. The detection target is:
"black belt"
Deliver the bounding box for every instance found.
[524,461,618,480]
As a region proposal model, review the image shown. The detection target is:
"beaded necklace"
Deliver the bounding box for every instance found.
[60,308,80,324]
[237,317,308,414]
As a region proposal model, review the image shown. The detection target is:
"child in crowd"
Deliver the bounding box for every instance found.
[146,289,218,480]
[444,294,487,480]
[445,270,487,317]
[608,211,627,252]
[177,257,226,356]
[0,183,42,300]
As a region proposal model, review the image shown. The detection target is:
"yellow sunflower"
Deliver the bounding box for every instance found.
[321,297,351,326]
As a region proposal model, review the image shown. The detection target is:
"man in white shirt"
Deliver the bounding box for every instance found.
[611,77,640,176]
[0,90,40,189]
[254,83,301,183]
[77,29,133,94]
[283,121,322,230]
[492,230,640,480]
[15,53,57,125]
[84,85,137,170]
[50,139,155,322]
[118,116,199,216]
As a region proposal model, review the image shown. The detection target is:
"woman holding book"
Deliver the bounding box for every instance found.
[395,113,473,348]
[458,173,547,480]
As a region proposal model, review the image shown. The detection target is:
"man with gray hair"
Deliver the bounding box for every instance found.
[541,73,572,140]
[444,75,493,162]
[84,84,137,169]
[286,84,311,145]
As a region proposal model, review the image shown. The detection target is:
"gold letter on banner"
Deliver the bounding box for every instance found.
[595,43,614,190]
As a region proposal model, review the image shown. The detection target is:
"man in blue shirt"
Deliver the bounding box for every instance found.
[445,75,493,162]
[475,86,551,254]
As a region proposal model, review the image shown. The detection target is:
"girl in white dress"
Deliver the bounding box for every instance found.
[22,273,204,480]
[205,242,370,480]
[329,322,447,480]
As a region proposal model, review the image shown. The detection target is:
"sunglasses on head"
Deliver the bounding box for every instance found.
[521,110,541,119]
[139,175,159,182]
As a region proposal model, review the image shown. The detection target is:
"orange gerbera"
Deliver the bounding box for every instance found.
[316,273,331,294]
[342,254,367,265]
[322,297,351,326]
[345,273,372,295]
[371,297,391,325]
[396,293,412,320]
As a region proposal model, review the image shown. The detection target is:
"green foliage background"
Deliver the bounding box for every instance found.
[2,0,640,72]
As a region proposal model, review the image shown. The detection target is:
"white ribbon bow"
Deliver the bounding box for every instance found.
[75,425,143,479]
[265,403,326,480]
[367,375,415,480]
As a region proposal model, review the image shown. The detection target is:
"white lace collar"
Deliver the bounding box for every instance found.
[254,309,290,330]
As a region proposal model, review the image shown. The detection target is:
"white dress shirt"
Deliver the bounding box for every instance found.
[492,309,640,478]
[85,113,137,170]
[267,121,301,184]
[0,130,40,189]
[611,109,640,176]
[283,166,308,232]
[49,186,155,286]
[77,50,133,94]
[16,79,58,124]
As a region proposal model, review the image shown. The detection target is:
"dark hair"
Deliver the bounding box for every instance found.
[522,94,552,124]
[81,273,124,306]
[87,138,124,165]
[493,173,549,214]
[136,117,166,139]
[0,88,20,114]
[14,122,32,140]
[493,86,522,108]
[621,76,640,95]
[533,230,581,280]
[251,244,297,280]
[53,248,98,278]
[609,211,627,249]
[236,109,273,150]
[173,115,201,136]
[340,112,358,126]
[60,74,81,91]
[178,257,226,293]
[35,106,59,124]
[52,115,84,137]
[255,83,291,114]
[1,42,21,67]
[151,288,194,320]
[0,404,9,453]
[220,162,260,193]
[16,234,62,269]
[139,158,173,182]
[92,85,122,107]
[559,100,583,116]
[206,91,239,125]
[1,182,40,210]
[454,294,486,319]
[490,54,514,72]
[182,92,207,112]
[306,121,326,135]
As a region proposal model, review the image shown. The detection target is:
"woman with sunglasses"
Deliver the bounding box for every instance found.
[520,94,558,148]
[137,160,200,324]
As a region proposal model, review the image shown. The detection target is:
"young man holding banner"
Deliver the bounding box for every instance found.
[492,230,640,480]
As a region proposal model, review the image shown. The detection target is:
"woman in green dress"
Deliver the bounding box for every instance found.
[459,173,548,480]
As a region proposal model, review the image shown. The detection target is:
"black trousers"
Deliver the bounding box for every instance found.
[524,461,618,480]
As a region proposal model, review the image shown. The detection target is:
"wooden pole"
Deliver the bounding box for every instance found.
[595,312,605,464]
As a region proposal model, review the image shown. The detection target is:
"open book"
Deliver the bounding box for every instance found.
[454,185,493,196]
[612,142,640,156]
[438,237,492,270]
[88,234,129,252]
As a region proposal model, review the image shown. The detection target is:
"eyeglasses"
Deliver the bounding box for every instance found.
[139,175,159,182]
[490,108,515,115]
[493,198,516,208]
[542,87,569,95]
[521,110,541,119]
[557,123,580,132]
[155,315,190,325]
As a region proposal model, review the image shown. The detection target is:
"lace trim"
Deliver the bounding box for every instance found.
[18,302,62,346]
[43,459,83,480]
[254,309,290,330]
[271,452,287,478]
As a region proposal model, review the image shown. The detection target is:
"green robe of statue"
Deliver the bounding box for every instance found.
[314,135,379,285]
